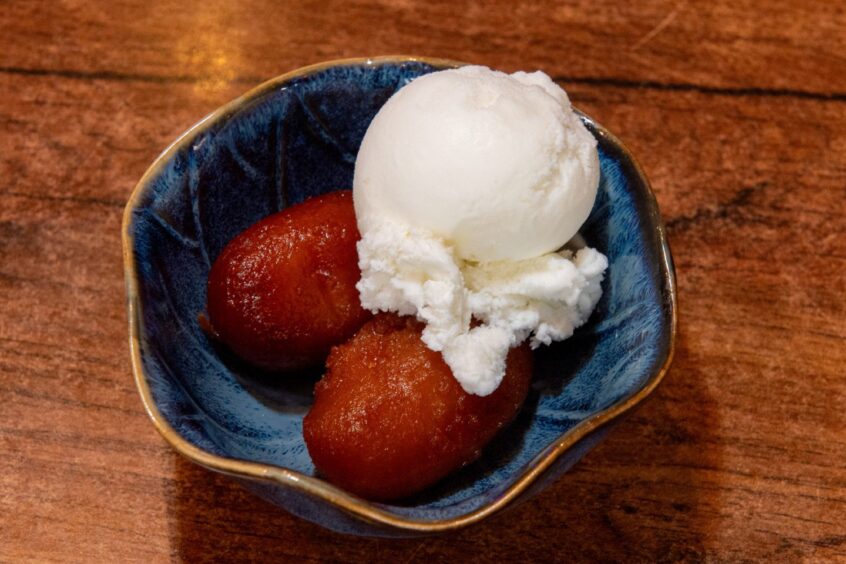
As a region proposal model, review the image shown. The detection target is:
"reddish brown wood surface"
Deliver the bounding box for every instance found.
[1,1,844,561]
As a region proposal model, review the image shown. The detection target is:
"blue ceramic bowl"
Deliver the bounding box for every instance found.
[123,57,676,537]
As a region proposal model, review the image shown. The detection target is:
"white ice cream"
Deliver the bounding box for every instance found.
[353,65,608,396]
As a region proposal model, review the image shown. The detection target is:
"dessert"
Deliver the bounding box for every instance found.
[354,66,607,396]
[303,313,533,501]
[206,191,370,371]
[204,65,606,501]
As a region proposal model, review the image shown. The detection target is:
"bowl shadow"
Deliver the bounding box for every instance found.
[210,338,323,414]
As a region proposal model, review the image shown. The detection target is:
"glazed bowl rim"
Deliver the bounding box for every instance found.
[121,55,677,533]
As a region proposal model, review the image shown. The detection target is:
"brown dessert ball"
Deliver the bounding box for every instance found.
[303,313,533,501]
[206,190,371,371]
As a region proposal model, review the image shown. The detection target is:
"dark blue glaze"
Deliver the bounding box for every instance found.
[128,60,674,536]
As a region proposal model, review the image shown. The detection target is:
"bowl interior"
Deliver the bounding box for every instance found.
[128,60,672,520]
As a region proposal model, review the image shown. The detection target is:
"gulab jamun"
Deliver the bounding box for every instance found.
[303,313,533,501]
[206,190,371,371]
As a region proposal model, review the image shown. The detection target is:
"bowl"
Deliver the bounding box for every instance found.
[122,56,676,537]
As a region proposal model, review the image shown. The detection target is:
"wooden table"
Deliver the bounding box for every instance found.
[2,1,844,561]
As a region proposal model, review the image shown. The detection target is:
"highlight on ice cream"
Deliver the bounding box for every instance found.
[353,65,607,396]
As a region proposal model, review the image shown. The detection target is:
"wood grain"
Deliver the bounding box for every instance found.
[3,0,846,96]
[1,1,845,561]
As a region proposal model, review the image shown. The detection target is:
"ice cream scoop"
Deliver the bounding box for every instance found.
[353,65,600,262]
[353,65,607,396]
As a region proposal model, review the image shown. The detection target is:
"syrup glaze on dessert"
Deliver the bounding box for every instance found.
[206,191,370,371]
[304,313,533,501]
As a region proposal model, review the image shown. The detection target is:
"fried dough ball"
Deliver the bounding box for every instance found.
[206,190,370,371]
[304,314,533,500]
